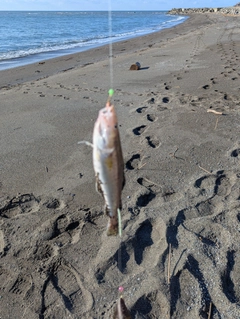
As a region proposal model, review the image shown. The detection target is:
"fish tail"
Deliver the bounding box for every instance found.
[107,215,118,236]
[105,205,119,236]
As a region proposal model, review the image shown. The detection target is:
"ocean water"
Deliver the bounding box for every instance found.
[0,11,187,70]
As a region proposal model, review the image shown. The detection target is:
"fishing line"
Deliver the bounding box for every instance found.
[108,0,114,91]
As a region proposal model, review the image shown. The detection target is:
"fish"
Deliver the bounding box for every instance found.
[93,100,125,236]
[113,297,132,319]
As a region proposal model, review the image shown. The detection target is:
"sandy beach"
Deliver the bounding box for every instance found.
[0,13,240,318]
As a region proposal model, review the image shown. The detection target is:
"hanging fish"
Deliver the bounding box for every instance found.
[92,95,125,236]
[113,296,132,319]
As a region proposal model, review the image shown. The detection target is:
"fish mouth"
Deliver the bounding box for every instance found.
[99,105,115,127]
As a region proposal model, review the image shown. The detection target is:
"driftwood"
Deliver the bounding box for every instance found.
[207,109,223,115]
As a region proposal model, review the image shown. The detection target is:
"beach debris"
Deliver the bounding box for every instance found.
[207,109,223,131]
[92,90,125,235]
[113,287,132,319]
[169,147,179,159]
[129,62,141,70]
[167,243,172,284]
[207,109,223,130]
[198,165,213,175]
[207,109,223,115]
[208,302,212,319]
[214,117,219,130]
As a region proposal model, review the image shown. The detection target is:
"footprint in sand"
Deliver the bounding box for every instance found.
[126,154,141,170]
[146,114,157,122]
[165,85,171,90]
[131,290,169,318]
[157,105,168,112]
[136,106,148,114]
[127,177,159,220]
[137,177,159,192]
[34,212,81,249]
[162,97,170,103]
[34,242,56,261]
[154,167,240,318]
[147,97,155,104]
[165,220,238,317]
[44,197,61,209]
[0,194,40,218]
[194,174,218,198]
[0,267,13,294]
[220,250,239,304]
[169,255,212,317]
[133,219,154,265]
[164,82,172,90]
[132,125,147,136]
[145,135,160,149]
[194,171,232,200]
[95,217,166,279]
[136,190,156,208]
[41,261,93,318]
[9,273,33,298]
[211,77,218,84]
[94,216,168,315]
[231,148,240,158]
[191,172,232,218]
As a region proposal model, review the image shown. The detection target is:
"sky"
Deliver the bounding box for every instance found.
[0,0,237,11]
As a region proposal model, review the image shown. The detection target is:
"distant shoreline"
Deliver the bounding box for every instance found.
[0,14,190,89]
[168,6,240,15]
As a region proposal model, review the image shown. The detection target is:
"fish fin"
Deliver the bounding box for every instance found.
[78,140,93,148]
[113,297,132,319]
[104,203,110,216]
[95,173,104,196]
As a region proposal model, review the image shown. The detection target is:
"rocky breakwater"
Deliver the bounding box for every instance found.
[168,6,240,15]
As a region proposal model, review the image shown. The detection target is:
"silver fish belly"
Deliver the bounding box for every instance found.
[93,102,125,235]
